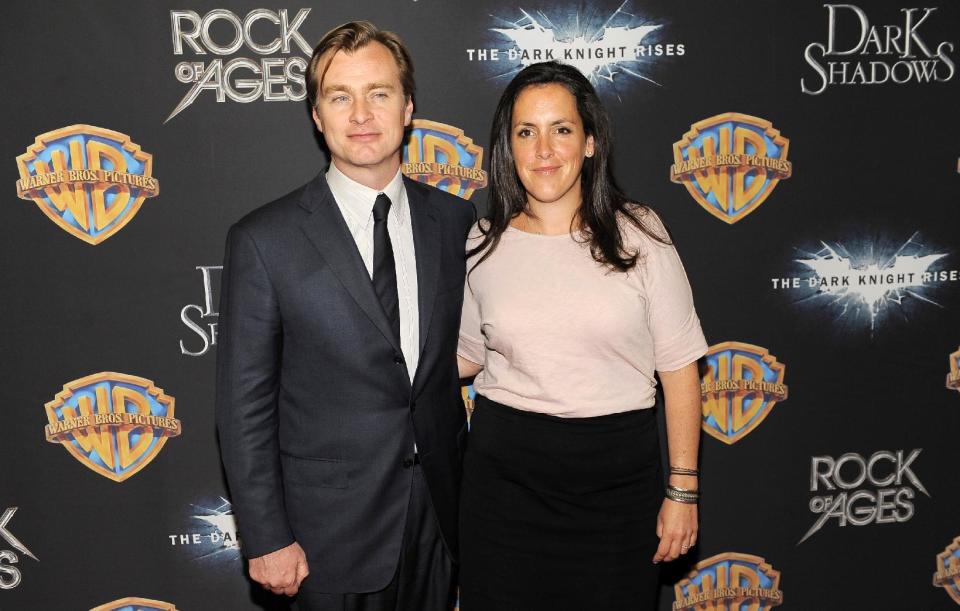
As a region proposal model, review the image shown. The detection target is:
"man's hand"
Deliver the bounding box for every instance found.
[249,542,309,596]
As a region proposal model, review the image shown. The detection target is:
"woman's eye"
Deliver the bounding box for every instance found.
[517,128,533,138]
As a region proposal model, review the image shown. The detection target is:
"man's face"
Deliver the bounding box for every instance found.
[311,42,413,186]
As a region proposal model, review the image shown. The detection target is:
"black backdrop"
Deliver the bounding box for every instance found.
[2,1,959,609]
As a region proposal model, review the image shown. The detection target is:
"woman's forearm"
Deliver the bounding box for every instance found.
[659,361,702,490]
[458,354,483,379]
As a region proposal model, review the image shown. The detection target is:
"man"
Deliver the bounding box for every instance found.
[215,21,473,611]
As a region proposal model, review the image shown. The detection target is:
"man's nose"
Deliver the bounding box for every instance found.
[350,98,372,124]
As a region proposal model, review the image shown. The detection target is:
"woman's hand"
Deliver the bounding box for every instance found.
[653,497,698,563]
[655,361,701,563]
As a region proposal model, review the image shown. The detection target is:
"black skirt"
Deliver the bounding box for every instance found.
[459,394,663,611]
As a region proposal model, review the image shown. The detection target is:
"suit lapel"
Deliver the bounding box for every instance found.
[298,172,404,357]
[406,177,441,364]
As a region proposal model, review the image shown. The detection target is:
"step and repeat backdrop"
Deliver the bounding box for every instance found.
[2,1,958,609]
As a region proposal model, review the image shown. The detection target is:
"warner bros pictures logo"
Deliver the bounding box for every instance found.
[402,120,488,200]
[671,113,792,224]
[90,598,178,611]
[947,346,960,393]
[0,507,38,590]
[672,552,784,610]
[16,125,160,244]
[44,373,181,482]
[700,342,788,445]
[933,536,960,605]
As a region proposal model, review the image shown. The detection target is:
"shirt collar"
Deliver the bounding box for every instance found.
[326,162,407,227]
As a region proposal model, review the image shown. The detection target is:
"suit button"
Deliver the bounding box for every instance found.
[402,458,414,468]
[393,355,405,365]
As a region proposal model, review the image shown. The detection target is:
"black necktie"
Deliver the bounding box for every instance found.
[372,193,400,346]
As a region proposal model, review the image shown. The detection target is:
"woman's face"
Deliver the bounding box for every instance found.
[510,83,595,210]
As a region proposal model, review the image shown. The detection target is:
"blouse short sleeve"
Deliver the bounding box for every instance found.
[637,213,708,372]
[457,224,486,365]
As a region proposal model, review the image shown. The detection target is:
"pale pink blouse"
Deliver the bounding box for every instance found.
[458,214,707,418]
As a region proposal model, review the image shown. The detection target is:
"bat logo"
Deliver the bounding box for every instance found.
[492,7,661,83]
[192,498,241,550]
[472,2,685,95]
[795,232,949,333]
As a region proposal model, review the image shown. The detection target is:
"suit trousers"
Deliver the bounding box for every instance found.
[295,464,456,611]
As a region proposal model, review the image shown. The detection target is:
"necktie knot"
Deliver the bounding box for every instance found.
[373,193,392,222]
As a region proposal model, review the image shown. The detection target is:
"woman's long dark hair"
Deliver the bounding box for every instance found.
[468,60,669,273]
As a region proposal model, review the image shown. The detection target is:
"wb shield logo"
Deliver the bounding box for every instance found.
[91,597,178,611]
[462,384,476,419]
[44,373,180,482]
[700,342,788,444]
[16,125,160,244]
[673,552,783,610]
[402,119,488,200]
[671,113,791,224]
[948,347,960,392]
[933,536,960,605]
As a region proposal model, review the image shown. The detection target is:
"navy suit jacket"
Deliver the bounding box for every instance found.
[215,171,474,593]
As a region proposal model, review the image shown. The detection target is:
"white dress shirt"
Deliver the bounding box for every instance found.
[326,162,420,383]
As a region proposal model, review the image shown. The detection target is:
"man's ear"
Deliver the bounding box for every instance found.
[403,95,413,127]
[311,107,323,133]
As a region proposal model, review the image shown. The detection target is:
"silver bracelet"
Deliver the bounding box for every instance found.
[665,484,699,504]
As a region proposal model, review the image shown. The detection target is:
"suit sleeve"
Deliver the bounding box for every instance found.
[215,223,294,559]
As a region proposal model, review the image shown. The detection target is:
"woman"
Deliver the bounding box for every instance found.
[456,61,707,610]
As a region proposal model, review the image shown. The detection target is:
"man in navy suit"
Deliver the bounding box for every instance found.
[216,21,473,611]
